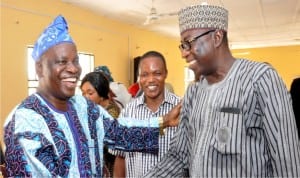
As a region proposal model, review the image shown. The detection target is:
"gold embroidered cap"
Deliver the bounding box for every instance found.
[178,4,228,33]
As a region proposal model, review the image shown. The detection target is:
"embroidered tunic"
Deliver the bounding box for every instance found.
[4,94,159,177]
[145,59,300,177]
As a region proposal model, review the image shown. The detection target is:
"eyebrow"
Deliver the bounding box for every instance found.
[181,35,192,42]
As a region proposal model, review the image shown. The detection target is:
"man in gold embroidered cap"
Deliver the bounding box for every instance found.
[3,15,181,177]
[145,3,300,177]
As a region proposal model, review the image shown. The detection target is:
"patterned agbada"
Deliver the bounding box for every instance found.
[103,99,120,177]
[4,94,160,177]
[145,59,300,177]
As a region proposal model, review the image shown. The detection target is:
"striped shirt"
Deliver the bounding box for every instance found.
[145,59,300,177]
[110,89,180,177]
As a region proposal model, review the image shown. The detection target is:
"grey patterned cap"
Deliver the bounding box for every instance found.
[178,4,228,33]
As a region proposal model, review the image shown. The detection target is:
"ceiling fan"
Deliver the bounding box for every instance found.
[143,0,178,25]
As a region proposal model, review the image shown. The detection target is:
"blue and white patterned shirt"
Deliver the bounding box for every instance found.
[4,94,161,177]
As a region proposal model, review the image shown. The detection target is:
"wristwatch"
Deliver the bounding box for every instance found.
[158,117,165,135]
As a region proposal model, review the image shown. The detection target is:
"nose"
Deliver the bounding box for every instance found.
[148,74,156,82]
[83,93,89,99]
[67,61,81,74]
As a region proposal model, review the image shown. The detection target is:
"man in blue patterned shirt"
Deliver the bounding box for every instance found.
[3,15,180,177]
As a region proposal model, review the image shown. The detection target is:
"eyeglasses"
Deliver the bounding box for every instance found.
[179,30,216,51]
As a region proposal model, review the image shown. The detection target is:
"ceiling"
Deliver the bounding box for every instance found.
[62,0,300,49]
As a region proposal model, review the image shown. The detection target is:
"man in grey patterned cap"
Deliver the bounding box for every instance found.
[145,4,300,177]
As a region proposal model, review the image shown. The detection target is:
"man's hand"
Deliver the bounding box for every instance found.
[162,101,182,128]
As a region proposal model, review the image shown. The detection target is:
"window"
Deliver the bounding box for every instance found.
[27,46,94,95]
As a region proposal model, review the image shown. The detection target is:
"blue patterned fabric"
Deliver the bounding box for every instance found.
[86,99,102,176]
[66,102,92,177]
[4,118,32,177]
[4,95,73,177]
[31,15,74,61]
[104,122,159,153]
[4,94,160,177]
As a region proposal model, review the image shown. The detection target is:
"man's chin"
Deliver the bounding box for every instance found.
[62,89,76,99]
[145,93,160,100]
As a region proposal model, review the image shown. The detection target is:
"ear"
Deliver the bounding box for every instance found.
[213,30,224,47]
[35,60,43,78]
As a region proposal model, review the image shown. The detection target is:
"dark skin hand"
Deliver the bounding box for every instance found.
[163,101,182,128]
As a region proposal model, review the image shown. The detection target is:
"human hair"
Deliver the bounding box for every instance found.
[80,71,110,99]
[290,77,300,137]
[94,65,114,82]
[139,51,167,72]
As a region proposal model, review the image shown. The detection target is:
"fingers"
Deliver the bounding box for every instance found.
[177,100,183,108]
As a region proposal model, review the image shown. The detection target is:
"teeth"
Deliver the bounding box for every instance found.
[189,60,196,66]
[62,78,77,82]
[148,86,156,90]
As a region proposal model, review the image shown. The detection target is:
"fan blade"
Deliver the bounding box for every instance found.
[158,11,178,17]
